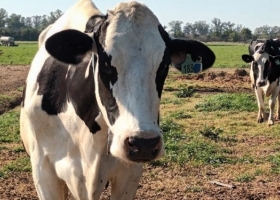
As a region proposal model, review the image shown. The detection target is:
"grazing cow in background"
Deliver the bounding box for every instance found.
[20,0,215,199]
[242,39,280,125]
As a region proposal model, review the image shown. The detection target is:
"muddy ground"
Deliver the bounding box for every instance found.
[1,65,280,200]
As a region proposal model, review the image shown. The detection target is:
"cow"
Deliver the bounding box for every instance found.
[242,39,280,125]
[20,0,215,199]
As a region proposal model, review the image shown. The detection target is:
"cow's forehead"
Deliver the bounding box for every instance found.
[253,52,269,64]
[103,2,165,70]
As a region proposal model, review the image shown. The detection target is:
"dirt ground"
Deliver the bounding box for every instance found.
[0,65,29,114]
[1,65,280,200]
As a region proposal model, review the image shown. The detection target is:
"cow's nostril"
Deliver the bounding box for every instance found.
[125,136,161,162]
[125,137,139,156]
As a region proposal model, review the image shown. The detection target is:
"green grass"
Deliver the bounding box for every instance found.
[0,94,14,105]
[195,93,257,112]
[0,157,31,178]
[174,85,195,98]
[267,154,280,174]
[208,44,248,68]
[0,109,21,143]
[158,117,232,166]
[0,43,38,65]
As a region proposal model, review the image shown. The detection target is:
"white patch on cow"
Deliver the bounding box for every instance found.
[252,49,270,86]
[38,24,53,48]
[84,58,92,79]
[65,65,71,79]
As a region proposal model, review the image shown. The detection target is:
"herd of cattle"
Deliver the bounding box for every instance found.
[15,0,280,199]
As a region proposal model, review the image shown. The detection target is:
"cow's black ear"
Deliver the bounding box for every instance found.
[168,39,215,71]
[242,54,253,63]
[158,25,215,72]
[45,29,93,64]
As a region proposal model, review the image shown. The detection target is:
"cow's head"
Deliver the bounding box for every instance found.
[45,2,215,163]
[242,39,280,88]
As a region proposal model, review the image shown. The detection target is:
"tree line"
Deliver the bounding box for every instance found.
[168,19,280,42]
[0,8,63,41]
[0,7,279,42]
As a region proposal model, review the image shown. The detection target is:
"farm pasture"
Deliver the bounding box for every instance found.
[1,43,280,199]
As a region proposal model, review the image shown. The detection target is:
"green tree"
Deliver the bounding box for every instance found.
[168,20,184,38]
[211,18,223,38]
[0,8,8,28]
[48,9,63,24]
[240,28,252,41]
[6,13,25,32]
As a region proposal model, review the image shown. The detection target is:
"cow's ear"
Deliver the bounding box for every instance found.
[45,29,94,64]
[168,39,215,71]
[158,25,215,72]
[242,54,253,63]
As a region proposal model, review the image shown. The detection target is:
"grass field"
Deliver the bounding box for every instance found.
[0,42,249,68]
[0,43,38,65]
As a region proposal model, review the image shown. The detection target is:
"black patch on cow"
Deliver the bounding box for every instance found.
[156,25,171,98]
[156,48,170,98]
[37,56,101,134]
[85,14,107,33]
[252,61,258,86]
[93,18,120,125]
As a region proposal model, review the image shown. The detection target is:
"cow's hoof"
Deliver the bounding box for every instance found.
[257,118,264,123]
[267,120,274,126]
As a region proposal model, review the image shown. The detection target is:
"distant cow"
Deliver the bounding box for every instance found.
[242,39,280,125]
[20,0,215,199]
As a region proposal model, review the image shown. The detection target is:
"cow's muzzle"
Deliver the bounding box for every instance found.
[124,136,161,162]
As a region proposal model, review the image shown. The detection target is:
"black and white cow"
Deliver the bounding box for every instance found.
[20,0,215,199]
[242,39,280,125]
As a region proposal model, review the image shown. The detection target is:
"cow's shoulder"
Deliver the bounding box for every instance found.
[37,55,100,134]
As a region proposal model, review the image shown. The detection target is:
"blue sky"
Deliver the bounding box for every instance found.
[2,0,279,31]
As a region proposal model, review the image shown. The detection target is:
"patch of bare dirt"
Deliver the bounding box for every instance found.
[0,65,29,114]
[174,68,252,94]
[1,164,280,200]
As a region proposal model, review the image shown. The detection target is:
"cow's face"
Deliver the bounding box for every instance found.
[91,3,169,162]
[242,51,280,88]
[45,2,215,163]
[251,51,270,87]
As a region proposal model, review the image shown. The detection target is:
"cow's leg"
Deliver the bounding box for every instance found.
[275,93,280,120]
[268,89,280,126]
[255,88,265,123]
[31,156,68,200]
[110,163,143,200]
